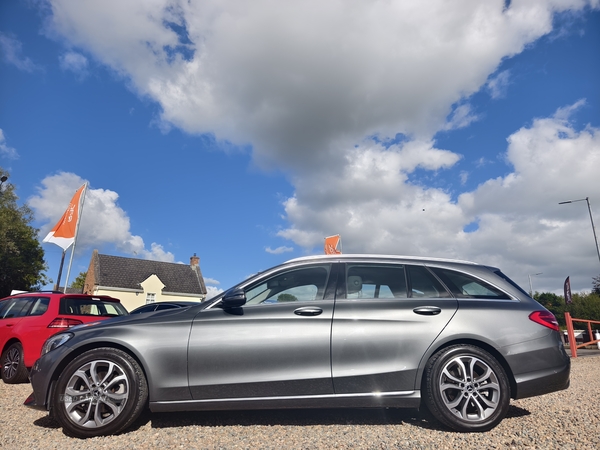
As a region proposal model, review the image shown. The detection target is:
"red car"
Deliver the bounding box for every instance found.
[0,291,127,383]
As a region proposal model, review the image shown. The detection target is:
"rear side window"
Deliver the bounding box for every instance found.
[430,268,511,300]
[28,297,50,316]
[344,264,407,299]
[59,297,127,316]
[407,266,453,298]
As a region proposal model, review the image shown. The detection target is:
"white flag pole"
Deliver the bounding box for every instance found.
[63,183,88,293]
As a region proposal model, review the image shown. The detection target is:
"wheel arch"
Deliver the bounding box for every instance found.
[1,338,21,356]
[417,338,517,400]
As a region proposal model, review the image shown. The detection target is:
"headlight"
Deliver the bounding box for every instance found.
[41,333,73,356]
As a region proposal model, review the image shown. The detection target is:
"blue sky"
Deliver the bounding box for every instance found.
[1,0,599,296]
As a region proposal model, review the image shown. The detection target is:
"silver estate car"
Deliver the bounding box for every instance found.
[25,255,570,438]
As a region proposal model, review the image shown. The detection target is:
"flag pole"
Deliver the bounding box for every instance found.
[54,250,67,291]
[63,183,88,293]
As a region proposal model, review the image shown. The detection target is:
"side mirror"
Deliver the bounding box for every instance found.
[222,288,246,308]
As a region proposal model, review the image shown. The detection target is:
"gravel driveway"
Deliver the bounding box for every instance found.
[1,355,598,449]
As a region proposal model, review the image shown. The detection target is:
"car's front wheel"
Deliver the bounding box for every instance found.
[1,342,29,384]
[424,344,511,432]
[52,348,148,438]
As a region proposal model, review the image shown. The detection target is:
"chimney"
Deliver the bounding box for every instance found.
[190,253,200,267]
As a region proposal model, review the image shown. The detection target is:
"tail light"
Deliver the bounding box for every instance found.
[529,311,559,331]
[48,318,83,328]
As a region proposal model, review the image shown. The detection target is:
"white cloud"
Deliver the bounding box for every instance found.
[29,172,175,262]
[0,32,41,72]
[205,285,224,300]
[487,70,511,99]
[59,51,89,78]
[280,102,600,292]
[44,0,594,170]
[204,277,220,285]
[265,246,294,254]
[0,129,19,159]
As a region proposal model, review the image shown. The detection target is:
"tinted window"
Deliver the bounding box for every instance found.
[430,267,511,299]
[244,265,331,305]
[407,266,452,298]
[155,304,178,311]
[28,297,50,316]
[60,297,128,316]
[344,265,407,299]
[0,298,33,319]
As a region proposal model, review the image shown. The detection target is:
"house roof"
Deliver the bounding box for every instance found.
[91,251,207,295]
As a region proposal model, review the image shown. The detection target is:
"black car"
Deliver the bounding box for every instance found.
[128,301,199,314]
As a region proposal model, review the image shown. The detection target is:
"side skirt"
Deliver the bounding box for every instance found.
[150,390,421,412]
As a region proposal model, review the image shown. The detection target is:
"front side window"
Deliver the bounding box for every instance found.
[430,267,511,299]
[244,265,331,305]
[344,264,407,299]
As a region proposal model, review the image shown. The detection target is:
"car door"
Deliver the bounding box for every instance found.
[188,263,337,399]
[331,263,458,394]
[0,297,34,347]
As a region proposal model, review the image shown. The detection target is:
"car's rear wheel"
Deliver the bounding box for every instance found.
[424,344,510,432]
[1,342,29,384]
[52,348,148,438]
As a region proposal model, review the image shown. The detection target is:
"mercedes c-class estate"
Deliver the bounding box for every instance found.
[25,255,569,438]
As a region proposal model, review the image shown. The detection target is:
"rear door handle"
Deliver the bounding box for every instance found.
[413,306,442,316]
[294,307,323,316]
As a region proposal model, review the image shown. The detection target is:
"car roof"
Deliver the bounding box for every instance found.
[285,254,480,266]
[1,291,122,303]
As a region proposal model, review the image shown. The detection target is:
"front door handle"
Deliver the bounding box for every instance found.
[413,306,442,316]
[294,307,323,316]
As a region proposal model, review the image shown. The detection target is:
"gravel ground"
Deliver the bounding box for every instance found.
[1,355,599,449]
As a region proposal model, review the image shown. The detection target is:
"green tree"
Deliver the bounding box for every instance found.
[277,293,298,302]
[535,291,600,327]
[69,271,87,291]
[0,168,49,297]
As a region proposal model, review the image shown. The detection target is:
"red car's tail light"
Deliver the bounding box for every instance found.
[529,311,559,331]
[48,318,84,328]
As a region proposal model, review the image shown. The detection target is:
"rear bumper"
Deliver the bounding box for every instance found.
[513,360,570,399]
[506,335,571,400]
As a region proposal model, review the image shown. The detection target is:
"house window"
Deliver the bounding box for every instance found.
[146,293,156,304]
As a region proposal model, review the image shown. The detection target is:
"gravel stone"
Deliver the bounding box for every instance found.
[1,355,598,449]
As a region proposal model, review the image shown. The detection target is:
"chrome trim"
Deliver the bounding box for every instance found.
[154,390,416,406]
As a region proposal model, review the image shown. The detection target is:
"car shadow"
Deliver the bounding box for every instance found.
[145,407,441,431]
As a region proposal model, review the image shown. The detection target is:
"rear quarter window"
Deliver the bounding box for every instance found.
[430,267,511,300]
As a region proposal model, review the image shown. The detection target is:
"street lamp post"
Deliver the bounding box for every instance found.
[559,197,600,267]
[528,272,542,297]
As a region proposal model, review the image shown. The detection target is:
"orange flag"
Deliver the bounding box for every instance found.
[43,184,86,251]
[324,235,342,254]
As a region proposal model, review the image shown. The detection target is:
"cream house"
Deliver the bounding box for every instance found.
[83,250,207,311]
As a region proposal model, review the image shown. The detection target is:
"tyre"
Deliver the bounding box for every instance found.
[1,342,29,384]
[52,348,148,438]
[424,344,510,432]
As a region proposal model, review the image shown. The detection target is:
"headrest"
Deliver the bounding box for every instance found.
[347,275,362,294]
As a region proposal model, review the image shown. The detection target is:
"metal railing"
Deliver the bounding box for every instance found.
[564,312,600,358]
